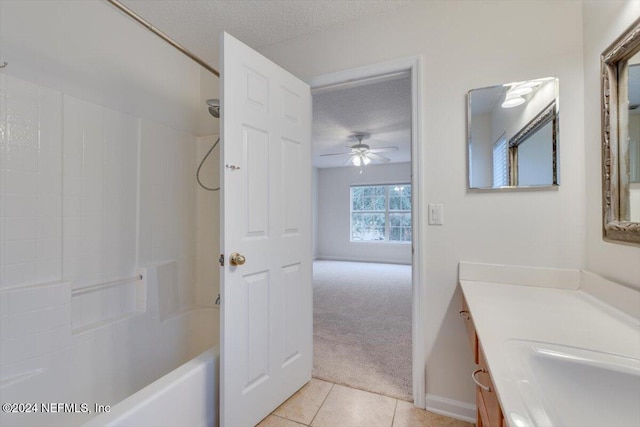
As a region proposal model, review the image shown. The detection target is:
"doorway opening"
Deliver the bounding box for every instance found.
[309,56,424,406]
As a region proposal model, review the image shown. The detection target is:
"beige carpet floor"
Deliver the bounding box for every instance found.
[312,260,413,401]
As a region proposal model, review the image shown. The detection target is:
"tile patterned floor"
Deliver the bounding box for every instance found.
[256,379,474,427]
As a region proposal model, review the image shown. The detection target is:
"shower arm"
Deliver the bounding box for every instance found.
[104,0,220,77]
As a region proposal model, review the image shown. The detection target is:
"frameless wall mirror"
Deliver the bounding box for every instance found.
[601,17,640,245]
[467,77,559,190]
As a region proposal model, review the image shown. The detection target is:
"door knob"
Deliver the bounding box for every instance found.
[230,252,246,266]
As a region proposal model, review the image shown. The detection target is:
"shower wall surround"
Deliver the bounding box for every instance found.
[0,76,63,287]
[0,72,211,426]
[0,2,216,424]
[1,73,198,298]
[139,119,197,308]
[62,95,139,290]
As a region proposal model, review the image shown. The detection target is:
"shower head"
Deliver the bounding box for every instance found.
[206,98,220,118]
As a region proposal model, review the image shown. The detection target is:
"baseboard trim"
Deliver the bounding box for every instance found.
[425,394,476,423]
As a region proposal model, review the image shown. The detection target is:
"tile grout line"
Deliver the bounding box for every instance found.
[312,375,412,403]
[270,413,305,426]
[308,382,335,427]
[390,398,398,427]
[268,379,471,427]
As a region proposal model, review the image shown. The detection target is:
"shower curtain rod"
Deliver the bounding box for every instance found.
[104,0,220,77]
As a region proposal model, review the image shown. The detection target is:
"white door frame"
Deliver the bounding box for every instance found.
[308,55,426,408]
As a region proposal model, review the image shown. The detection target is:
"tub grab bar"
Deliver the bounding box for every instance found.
[72,274,143,296]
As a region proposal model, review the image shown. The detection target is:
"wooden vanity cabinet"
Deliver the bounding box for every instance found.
[461,294,505,427]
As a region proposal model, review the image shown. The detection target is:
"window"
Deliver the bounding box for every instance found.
[492,135,508,187]
[350,184,411,242]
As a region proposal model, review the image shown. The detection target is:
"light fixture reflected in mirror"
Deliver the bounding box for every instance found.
[502,94,526,108]
[500,79,550,109]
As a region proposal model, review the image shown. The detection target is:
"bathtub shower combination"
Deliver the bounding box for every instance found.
[0,72,222,427]
[0,2,225,426]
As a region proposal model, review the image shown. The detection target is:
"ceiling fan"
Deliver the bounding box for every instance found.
[320,133,399,166]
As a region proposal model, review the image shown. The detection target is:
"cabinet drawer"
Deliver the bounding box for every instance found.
[461,294,478,364]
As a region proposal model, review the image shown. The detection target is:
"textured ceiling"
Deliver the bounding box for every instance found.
[120,0,408,67]
[313,75,412,168]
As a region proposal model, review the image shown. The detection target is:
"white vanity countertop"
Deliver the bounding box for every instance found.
[460,278,640,427]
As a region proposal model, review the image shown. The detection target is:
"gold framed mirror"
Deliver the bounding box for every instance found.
[601,17,640,245]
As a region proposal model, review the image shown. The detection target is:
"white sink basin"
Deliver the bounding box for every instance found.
[503,340,640,427]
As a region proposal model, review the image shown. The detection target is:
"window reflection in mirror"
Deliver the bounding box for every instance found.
[467,77,559,189]
[629,52,640,222]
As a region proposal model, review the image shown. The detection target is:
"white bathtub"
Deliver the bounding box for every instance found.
[82,346,219,427]
[0,282,220,427]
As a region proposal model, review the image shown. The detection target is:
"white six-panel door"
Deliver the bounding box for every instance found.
[220,32,312,427]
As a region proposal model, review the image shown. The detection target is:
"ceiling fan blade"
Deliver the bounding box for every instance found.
[368,146,399,153]
[345,155,358,166]
[320,151,353,157]
[366,152,391,163]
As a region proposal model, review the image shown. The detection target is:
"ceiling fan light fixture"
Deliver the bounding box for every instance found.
[321,132,397,167]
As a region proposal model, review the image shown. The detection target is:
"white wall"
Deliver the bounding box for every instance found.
[583,0,640,288]
[0,1,219,425]
[261,0,585,410]
[316,163,412,265]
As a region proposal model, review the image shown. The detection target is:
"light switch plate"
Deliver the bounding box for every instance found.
[428,204,443,225]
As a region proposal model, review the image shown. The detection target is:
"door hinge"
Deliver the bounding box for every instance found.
[219,254,224,266]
